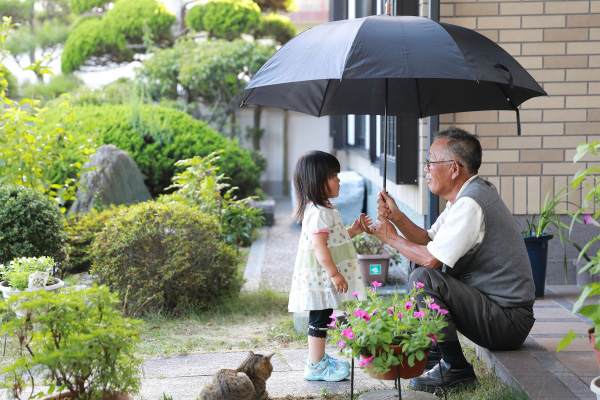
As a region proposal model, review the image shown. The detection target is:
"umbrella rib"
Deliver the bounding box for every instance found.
[317,80,333,117]
[415,78,424,118]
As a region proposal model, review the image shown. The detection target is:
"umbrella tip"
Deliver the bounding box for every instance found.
[385,1,391,15]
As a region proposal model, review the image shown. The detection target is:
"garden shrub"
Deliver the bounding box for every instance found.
[256,13,296,44]
[185,0,261,40]
[41,104,263,197]
[91,201,243,315]
[0,63,18,98]
[21,73,84,103]
[61,0,174,73]
[63,206,124,274]
[0,186,66,265]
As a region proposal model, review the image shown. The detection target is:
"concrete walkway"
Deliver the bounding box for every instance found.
[135,196,597,399]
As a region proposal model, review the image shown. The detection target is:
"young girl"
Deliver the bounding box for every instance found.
[288,150,368,382]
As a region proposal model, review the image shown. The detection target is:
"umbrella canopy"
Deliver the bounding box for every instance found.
[242,15,546,119]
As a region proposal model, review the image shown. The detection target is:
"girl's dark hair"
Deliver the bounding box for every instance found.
[434,126,482,174]
[293,150,340,223]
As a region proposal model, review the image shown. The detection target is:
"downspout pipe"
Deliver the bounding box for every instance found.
[426,0,441,229]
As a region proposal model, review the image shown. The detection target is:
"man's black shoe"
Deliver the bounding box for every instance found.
[424,350,440,370]
[409,360,477,393]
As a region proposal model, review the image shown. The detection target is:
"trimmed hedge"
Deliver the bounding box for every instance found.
[0,186,66,265]
[41,104,263,198]
[185,0,261,40]
[91,201,243,315]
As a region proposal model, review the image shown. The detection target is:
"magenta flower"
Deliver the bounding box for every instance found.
[352,291,358,298]
[404,301,414,310]
[387,307,394,315]
[372,281,382,288]
[354,309,371,321]
[439,309,449,315]
[327,319,337,328]
[414,281,425,289]
[584,214,600,227]
[428,303,440,310]
[359,355,375,366]
[427,334,437,345]
[342,328,354,339]
[396,313,403,319]
[338,340,346,347]
[371,310,377,316]
[414,310,425,318]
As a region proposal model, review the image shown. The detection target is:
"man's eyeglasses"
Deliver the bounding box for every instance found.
[424,159,464,169]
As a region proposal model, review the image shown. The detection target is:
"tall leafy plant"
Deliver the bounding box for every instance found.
[163,151,264,250]
[0,17,97,211]
[558,142,600,351]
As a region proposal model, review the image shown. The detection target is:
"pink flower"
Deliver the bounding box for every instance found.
[439,309,449,315]
[354,309,371,322]
[427,334,437,345]
[414,310,425,318]
[428,303,440,310]
[327,319,337,328]
[387,307,394,315]
[330,312,337,320]
[371,310,377,316]
[404,301,414,311]
[359,355,375,366]
[414,281,425,289]
[372,281,382,288]
[338,340,346,348]
[352,291,358,298]
[396,313,403,319]
[584,215,600,227]
[342,328,354,339]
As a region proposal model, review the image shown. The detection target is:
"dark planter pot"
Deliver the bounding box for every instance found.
[361,345,429,380]
[357,251,391,284]
[524,234,554,299]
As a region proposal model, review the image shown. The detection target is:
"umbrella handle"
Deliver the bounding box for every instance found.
[495,63,521,135]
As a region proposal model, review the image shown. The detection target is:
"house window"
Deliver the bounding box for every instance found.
[330,0,419,185]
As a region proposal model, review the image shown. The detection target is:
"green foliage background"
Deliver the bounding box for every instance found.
[41,104,263,197]
[185,0,261,40]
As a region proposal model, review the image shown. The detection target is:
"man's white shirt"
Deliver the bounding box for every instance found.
[426,175,485,268]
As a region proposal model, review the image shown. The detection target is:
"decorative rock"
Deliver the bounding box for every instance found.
[70,145,152,214]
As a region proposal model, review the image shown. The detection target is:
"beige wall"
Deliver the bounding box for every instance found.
[388,0,600,217]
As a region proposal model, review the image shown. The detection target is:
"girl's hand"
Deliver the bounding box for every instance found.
[348,214,372,237]
[330,272,348,293]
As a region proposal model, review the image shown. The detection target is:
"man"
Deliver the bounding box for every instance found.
[370,126,535,393]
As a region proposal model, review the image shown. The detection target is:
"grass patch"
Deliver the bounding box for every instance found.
[136,288,307,358]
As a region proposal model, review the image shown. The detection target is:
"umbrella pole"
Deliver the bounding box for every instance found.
[383,80,388,192]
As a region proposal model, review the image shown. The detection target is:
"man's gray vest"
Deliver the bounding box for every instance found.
[447,177,535,308]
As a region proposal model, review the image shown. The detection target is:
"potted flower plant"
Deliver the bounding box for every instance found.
[330,281,448,380]
[0,285,141,399]
[352,232,401,284]
[0,256,64,300]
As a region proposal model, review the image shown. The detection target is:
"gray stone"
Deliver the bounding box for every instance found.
[70,145,152,214]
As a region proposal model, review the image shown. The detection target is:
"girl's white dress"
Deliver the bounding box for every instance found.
[288,204,367,312]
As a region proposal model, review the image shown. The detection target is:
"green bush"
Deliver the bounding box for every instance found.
[0,186,66,265]
[0,63,18,98]
[41,104,263,197]
[256,13,296,44]
[20,73,84,103]
[91,201,243,315]
[64,206,123,274]
[0,286,142,399]
[62,0,174,73]
[185,0,261,40]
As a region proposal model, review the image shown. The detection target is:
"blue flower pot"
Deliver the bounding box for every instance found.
[524,234,554,299]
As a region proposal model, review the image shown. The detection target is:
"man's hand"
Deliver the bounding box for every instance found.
[369,217,396,244]
[377,190,400,220]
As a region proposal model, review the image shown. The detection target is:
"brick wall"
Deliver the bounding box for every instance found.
[410,0,600,218]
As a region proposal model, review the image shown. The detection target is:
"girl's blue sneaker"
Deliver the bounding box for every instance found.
[325,353,351,370]
[304,356,350,381]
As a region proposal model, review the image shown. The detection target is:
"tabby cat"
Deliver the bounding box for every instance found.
[198,351,275,400]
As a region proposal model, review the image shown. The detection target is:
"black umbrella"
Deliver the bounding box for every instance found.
[241,15,547,187]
